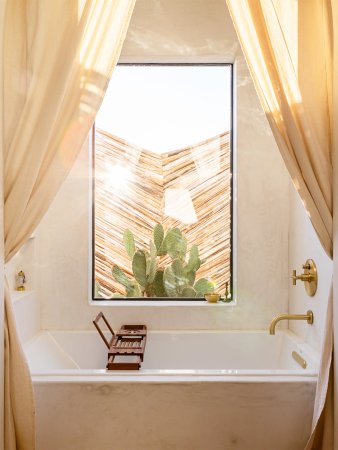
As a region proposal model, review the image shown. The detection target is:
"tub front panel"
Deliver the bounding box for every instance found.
[34,379,315,450]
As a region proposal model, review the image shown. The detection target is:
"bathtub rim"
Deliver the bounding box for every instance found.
[31,372,318,383]
[26,328,320,383]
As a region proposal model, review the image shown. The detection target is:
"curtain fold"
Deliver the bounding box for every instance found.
[224,0,336,448]
[226,0,333,258]
[3,1,135,448]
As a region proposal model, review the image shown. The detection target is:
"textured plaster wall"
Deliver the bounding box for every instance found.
[288,186,332,352]
[34,0,290,331]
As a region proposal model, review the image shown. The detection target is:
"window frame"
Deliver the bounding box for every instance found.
[91,62,235,302]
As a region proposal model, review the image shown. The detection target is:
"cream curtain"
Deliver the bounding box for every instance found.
[3,1,135,448]
[224,0,336,448]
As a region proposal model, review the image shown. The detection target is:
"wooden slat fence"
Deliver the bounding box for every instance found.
[94,129,231,298]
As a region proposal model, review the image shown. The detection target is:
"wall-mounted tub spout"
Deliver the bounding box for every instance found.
[269,310,314,335]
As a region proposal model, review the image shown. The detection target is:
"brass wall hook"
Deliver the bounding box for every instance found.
[291,259,317,297]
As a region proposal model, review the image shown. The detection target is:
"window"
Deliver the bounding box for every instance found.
[93,64,233,300]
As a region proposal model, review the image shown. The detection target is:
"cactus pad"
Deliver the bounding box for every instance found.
[123,229,136,258]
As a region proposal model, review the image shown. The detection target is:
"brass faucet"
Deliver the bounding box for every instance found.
[269,310,314,335]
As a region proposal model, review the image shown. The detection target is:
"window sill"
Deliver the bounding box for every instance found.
[89,300,235,307]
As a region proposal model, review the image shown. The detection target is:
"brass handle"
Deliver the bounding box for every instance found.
[291,271,314,284]
[292,269,297,285]
[291,259,317,297]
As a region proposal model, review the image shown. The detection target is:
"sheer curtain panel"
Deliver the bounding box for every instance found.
[2,1,135,448]
[224,0,336,448]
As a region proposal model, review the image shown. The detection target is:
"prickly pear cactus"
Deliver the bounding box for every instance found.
[163,266,179,297]
[153,224,164,255]
[111,224,211,299]
[123,229,136,258]
[112,265,134,289]
[165,228,187,260]
[181,286,196,297]
[185,269,196,287]
[126,283,142,297]
[163,258,200,298]
[158,227,170,256]
[194,278,215,297]
[132,250,147,288]
[153,270,167,297]
[187,245,201,272]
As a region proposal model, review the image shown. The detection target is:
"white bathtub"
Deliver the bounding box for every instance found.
[25,330,319,450]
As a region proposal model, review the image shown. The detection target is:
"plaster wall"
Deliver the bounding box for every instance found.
[32,0,290,332]
[6,239,40,344]
[288,186,332,352]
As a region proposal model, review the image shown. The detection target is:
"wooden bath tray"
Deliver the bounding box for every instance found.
[93,312,147,370]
